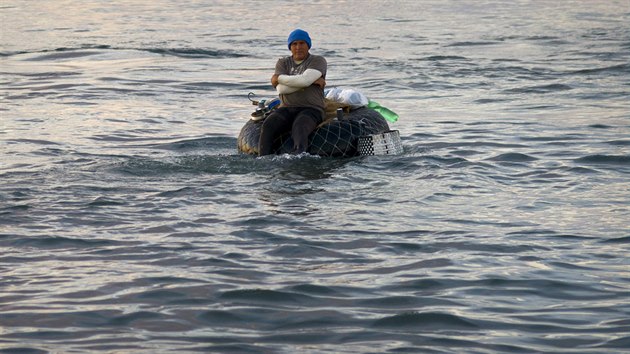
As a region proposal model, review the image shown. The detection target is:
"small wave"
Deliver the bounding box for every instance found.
[372,311,478,329]
[445,41,499,47]
[601,236,630,244]
[113,151,269,176]
[7,138,62,146]
[598,337,630,350]
[606,140,630,146]
[0,347,48,354]
[525,35,561,41]
[488,153,537,162]
[290,284,343,296]
[0,70,83,78]
[358,295,454,309]
[568,63,629,76]
[87,196,127,207]
[219,288,312,305]
[25,50,105,61]
[197,310,245,327]
[146,48,247,59]
[504,84,572,94]
[566,166,599,174]
[474,98,512,104]
[4,235,118,249]
[575,154,630,165]
[379,17,422,24]
[422,155,471,166]
[266,244,351,258]
[0,204,30,214]
[8,45,248,60]
[108,311,161,326]
[422,55,469,61]
[153,136,237,151]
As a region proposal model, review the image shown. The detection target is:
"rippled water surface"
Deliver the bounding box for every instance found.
[1,1,629,353]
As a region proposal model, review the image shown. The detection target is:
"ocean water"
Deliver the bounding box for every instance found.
[1,0,629,353]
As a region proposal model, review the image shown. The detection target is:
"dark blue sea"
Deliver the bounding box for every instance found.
[1,1,629,353]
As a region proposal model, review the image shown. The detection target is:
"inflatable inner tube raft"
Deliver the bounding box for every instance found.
[238,100,391,157]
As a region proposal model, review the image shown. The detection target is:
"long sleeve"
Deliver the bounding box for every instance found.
[276,83,301,94]
[278,69,322,88]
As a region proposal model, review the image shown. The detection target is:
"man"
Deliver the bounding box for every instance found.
[258,29,327,156]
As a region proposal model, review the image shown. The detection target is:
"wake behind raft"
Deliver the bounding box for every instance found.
[237,88,403,157]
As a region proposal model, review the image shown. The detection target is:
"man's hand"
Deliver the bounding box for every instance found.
[271,74,279,88]
[313,77,326,89]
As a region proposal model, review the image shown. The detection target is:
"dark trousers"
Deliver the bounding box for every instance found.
[258,107,323,156]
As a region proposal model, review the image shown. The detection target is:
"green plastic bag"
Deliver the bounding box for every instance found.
[367,100,399,122]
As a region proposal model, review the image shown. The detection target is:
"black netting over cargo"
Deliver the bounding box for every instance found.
[238,107,390,157]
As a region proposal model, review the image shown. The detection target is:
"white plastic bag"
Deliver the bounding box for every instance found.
[325,87,369,108]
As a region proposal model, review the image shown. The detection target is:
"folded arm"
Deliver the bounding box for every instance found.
[278,69,323,88]
[276,83,301,94]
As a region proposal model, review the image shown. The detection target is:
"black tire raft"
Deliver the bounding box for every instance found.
[238,100,391,157]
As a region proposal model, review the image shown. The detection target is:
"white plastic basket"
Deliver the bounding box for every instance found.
[357,130,403,156]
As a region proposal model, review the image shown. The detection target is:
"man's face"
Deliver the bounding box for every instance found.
[290,40,309,61]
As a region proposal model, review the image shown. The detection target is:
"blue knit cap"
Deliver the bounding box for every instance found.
[287,29,312,50]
